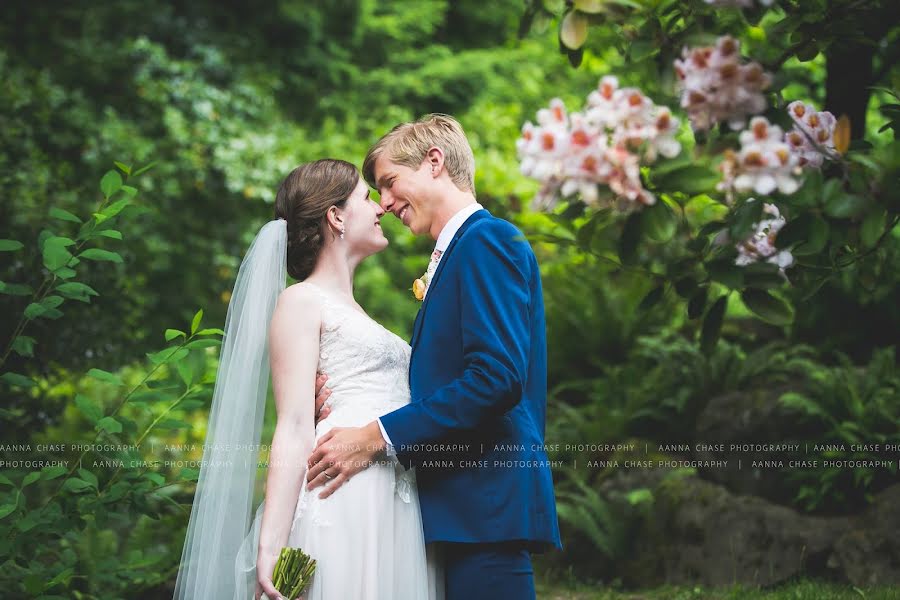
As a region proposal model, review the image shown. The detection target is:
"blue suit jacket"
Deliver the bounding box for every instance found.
[379,209,562,552]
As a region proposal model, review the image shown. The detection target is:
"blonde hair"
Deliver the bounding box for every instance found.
[363,114,475,193]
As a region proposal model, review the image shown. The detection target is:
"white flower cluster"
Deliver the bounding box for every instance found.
[674,36,771,132]
[734,200,794,270]
[718,116,801,201]
[785,101,838,169]
[517,76,681,209]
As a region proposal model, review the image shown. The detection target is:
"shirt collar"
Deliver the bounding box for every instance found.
[435,202,484,253]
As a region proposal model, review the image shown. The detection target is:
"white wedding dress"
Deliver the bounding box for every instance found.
[236,282,443,600]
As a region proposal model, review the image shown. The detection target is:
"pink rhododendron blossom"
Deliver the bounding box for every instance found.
[674,36,771,132]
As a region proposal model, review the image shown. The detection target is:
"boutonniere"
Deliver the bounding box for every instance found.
[412,250,443,301]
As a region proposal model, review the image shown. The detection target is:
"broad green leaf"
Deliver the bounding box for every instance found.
[93,229,123,240]
[165,328,186,342]
[49,207,82,223]
[75,394,103,423]
[176,361,193,386]
[21,472,41,488]
[195,328,225,336]
[687,287,708,319]
[653,165,720,196]
[0,239,24,252]
[0,281,32,295]
[12,336,35,358]
[114,161,132,175]
[24,303,46,319]
[729,198,764,241]
[0,372,35,388]
[62,478,94,493]
[0,474,13,486]
[638,285,665,312]
[98,198,131,220]
[741,289,794,325]
[100,170,123,198]
[700,295,727,353]
[42,236,75,271]
[778,213,828,256]
[705,257,744,289]
[824,193,867,219]
[78,248,123,263]
[87,368,124,386]
[860,210,885,248]
[0,504,15,519]
[95,416,123,434]
[55,282,99,302]
[77,469,99,488]
[41,465,68,481]
[641,200,677,242]
[191,309,204,334]
[184,338,221,349]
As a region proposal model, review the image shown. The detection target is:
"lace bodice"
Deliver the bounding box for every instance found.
[302,282,412,427]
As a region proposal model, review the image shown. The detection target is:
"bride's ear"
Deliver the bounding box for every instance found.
[325,205,344,239]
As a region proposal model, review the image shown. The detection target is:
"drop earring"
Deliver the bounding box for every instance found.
[340,225,345,240]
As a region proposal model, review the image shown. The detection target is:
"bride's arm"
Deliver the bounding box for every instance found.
[256,286,321,599]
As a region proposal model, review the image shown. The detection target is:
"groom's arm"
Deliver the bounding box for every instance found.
[379,221,533,462]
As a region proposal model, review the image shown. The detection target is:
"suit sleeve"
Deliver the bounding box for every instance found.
[379,222,533,462]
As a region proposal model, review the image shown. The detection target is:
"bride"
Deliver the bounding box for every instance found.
[172,158,443,599]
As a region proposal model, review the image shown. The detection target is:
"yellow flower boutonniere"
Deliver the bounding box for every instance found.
[412,278,427,301]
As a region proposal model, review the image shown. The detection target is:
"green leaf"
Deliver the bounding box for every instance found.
[860,210,885,248]
[22,472,41,488]
[98,198,131,220]
[133,161,157,176]
[87,368,124,386]
[0,504,16,519]
[100,170,123,198]
[729,198,764,241]
[778,213,828,256]
[191,309,204,335]
[25,302,46,319]
[49,207,82,224]
[195,328,225,336]
[0,281,32,295]
[75,394,103,423]
[41,466,68,480]
[824,193,867,219]
[176,361,193,386]
[687,287,708,319]
[741,289,794,325]
[0,239,24,252]
[641,200,677,242]
[705,257,744,289]
[184,339,222,349]
[12,336,35,358]
[114,161,132,175]
[42,236,76,272]
[618,212,642,265]
[0,474,14,486]
[94,229,123,240]
[62,478,94,493]
[0,372,35,388]
[55,282,99,302]
[700,295,727,353]
[77,469,99,488]
[743,263,786,289]
[638,285,665,312]
[165,329,186,342]
[95,416,123,434]
[78,248,123,263]
[653,165,720,196]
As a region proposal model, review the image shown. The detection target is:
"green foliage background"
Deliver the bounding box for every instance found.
[0,0,897,597]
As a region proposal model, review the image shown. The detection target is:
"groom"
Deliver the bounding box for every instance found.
[306,114,561,598]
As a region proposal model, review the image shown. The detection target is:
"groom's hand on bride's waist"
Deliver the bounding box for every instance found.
[305,421,387,498]
[314,371,331,424]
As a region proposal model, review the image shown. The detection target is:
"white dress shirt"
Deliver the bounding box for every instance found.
[377,202,484,455]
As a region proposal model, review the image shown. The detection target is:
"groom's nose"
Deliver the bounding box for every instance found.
[379,189,394,212]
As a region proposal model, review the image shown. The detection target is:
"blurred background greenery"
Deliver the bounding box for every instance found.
[0,0,897,598]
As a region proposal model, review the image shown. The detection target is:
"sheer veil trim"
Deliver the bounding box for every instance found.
[173,219,287,600]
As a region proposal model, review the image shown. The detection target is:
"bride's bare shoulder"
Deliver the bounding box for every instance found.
[272,282,323,321]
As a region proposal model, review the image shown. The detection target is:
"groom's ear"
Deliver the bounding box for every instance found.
[424,146,444,176]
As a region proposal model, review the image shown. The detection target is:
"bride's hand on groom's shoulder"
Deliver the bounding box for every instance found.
[314,371,331,424]
[255,549,303,600]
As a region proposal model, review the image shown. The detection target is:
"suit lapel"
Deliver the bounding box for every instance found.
[409,210,490,351]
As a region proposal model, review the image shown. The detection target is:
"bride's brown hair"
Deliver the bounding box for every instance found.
[274,158,359,280]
